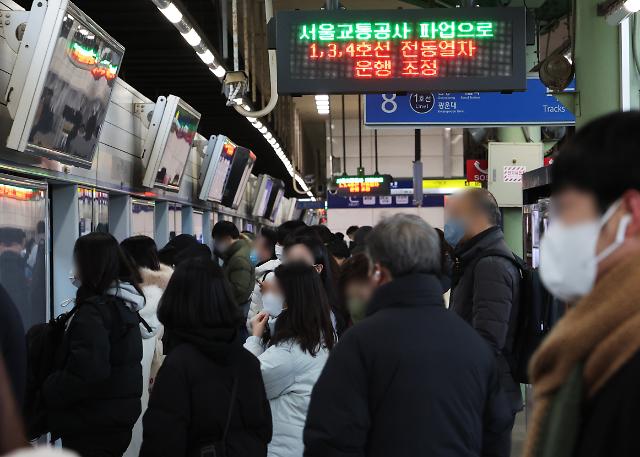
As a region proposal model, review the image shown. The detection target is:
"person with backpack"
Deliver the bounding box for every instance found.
[42,233,145,457]
[445,188,523,440]
[140,258,272,457]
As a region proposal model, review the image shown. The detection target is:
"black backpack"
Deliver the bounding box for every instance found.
[471,250,556,384]
[23,306,78,440]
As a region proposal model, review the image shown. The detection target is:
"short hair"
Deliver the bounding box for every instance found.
[158,234,199,267]
[120,235,161,271]
[259,227,278,259]
[464,188,501,226]
[158,258,242,330]
[271,262,335,355]
[277,220,306,245]
[0,228,25,246]
[327,237,350,260]
[338,253,370,295]
[366,214,440,278]
[346,225,359,236]
[36,221,45,234]
[552,111,640,213]
[350,226,373,254]
[241,230,256,241]
[311,224,334,244]
[212,221,240,240]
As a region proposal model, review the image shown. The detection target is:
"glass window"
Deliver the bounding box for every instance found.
[131,199,155,238]
[0,176,48,331]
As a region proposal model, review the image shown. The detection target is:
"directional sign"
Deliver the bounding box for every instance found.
[365,77,575,126]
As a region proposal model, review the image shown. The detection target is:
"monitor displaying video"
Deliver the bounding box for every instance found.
[220,146,256,209]
[252,175,274,218]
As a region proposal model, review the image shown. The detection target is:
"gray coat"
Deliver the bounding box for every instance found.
[450,226,523,413]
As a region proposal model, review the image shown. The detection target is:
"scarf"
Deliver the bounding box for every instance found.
[524,255,640,457]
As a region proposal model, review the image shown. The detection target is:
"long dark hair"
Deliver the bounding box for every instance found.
[73,232,143,303]
[270,262,336,356]
[120,235,161,271]
[158,258,242,330]
[284,235,346,334]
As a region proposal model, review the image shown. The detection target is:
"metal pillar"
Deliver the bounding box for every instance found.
[182,206,194,236]
[51,185,79,317]
[108,195,131,242]
[154,201,169,248]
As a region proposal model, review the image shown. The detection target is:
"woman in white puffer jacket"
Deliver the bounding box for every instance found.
[247,228,280,331]
[120,236,173,457]
[245,262,336,457]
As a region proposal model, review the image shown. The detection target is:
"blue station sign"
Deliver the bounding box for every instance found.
[364,77,575,127]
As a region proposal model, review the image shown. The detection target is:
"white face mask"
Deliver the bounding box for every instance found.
[274,244,284,261]
[262,292,285,318]
[69,268,81,288]
[540,199,631,302]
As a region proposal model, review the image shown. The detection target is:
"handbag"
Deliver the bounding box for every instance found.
[196,375,239,457]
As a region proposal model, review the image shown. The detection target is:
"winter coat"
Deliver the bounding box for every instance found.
[247,259,281,330]
[123,265,173,457]
[43,283,145,456]
[245,336,329,457]
[303,273,513,457]
[222,239,255,306]
[140,327,272,457]
[524,256,640,457]
[450,226,523,413]
[0,284,26,406]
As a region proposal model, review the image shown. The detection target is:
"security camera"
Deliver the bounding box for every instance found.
[223,71,249,106]
[327,178,338,195]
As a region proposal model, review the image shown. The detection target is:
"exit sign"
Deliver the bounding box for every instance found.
[336,174,392,197]
[275,8,526,94]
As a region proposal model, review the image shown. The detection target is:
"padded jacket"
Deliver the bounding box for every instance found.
[450,226,523,413]
[43,286,144,455]
[140,328,272,457]
[223,240,255,306]
[245,336,329,457]
[304,273,513,457]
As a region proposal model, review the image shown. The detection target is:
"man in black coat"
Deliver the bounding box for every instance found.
[304,214,513,457]
[446,189,523,422]
[0,284,26,406]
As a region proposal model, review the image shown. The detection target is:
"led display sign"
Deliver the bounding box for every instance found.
[275,8,526,94]
[336,174,392,197]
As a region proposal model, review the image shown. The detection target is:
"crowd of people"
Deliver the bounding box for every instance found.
[0,111,639,457]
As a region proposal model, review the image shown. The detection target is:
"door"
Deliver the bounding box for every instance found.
[0,174,50,329]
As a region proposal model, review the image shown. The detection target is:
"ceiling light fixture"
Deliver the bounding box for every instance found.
[197,49,215,65]
[211,66,226,78]
[158,2,183,23]
[181,28,201,46]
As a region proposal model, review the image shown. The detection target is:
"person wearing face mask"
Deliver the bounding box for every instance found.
[523,111,640,457]
[274,220,307,262]
[304,214,512,457]
[445,188,523,428]
[212,221,255,321]
[247,228,281,332]
[338,253,375,325]
[246,262,335,457]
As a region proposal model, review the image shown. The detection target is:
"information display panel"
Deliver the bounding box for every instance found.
[253,175,274,218]
[10,3,124,168]
[142,96,201,192]
[208,137,237,203]
[276,8,526,94]
[264,180,285,222]
[220,146,256,209]
[336,174,393,197]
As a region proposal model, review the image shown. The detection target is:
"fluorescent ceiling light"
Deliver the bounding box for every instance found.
[268,138,276,145]
[159,3,183,23]
[211,65,226,78]
[317,110,330,115]
[264,132,273,140]
[197,49,215,65]
[316,100,330,107]
[233,97,244,104]
[259,126,268,134]
[253,121,263,129]
[79,28,89,36]
[315,95,329,101]
[181,28,201,46]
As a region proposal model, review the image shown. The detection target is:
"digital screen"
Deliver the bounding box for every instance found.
[336,174,392,197]
[220,146,256,209]
[26,10,124,167]
[152,104,199,191]
[209,140,236,202]
[276,8,526,94]
[264,180,285,221]
[253,175,274,218]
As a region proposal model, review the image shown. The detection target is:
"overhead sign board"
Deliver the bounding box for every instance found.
[365,77,576,126]
[275,8,527,94]
[336,174,392,197]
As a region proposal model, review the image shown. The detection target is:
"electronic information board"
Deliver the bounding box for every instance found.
[336,174,393,197]
[275,8,526,94]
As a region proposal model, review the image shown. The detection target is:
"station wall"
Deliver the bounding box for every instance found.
[325,119,463,233]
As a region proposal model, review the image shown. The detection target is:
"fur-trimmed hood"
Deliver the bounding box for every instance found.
[138,264,173,339]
